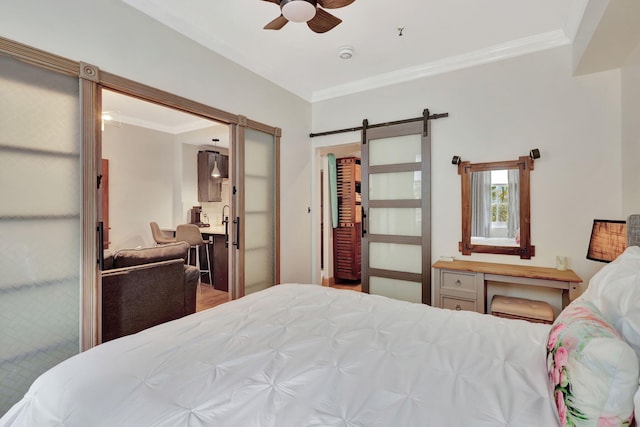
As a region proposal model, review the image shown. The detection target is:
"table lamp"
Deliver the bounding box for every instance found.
[586,219,627,263]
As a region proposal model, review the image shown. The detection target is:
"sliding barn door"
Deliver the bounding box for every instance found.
[229,123,280,298]
[0,55,82,414]
[361,120,431,304]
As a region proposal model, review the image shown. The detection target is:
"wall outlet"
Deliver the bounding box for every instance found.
[439,256,455,262]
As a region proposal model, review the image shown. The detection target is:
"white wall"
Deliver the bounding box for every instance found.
[313,46,623,299]
[0,0,313,283]
[102,123,175,250]
[621,42,640,216]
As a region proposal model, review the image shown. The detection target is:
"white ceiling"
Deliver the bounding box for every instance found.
[121,0,584,103]
[107,0,624,136]
[102,89,216,134]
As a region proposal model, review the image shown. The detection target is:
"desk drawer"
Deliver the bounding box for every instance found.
[441,296,476,312]
[441,271,476,292]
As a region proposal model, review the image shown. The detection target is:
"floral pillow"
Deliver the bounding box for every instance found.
[547,299,639,427]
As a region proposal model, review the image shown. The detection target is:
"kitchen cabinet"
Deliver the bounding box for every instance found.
[199,232,228,292]
[198,151,229,202]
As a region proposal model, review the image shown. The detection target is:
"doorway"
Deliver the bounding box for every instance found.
[312,118,432,305]
[99,88,280,307]
[313,141,361,290]
[101,88,232,307]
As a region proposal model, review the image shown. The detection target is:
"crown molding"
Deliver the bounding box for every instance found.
[116,114,215,134]
[312,30,571,103]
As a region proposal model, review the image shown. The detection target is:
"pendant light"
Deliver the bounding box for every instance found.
[211,158,221,178]
[211,138,221,178]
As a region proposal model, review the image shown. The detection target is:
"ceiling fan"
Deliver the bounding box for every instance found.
[262,0,355,33]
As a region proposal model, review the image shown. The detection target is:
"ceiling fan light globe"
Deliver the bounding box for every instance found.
[281,0,317,23]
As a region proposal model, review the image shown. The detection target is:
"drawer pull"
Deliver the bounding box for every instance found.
[455,279,462,287]
[455,304,462,311]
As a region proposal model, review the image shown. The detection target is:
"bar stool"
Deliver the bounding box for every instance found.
[150,222,176,245]
[175,224,212,285]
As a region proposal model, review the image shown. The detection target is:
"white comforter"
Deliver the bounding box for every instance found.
[1,284,559,426]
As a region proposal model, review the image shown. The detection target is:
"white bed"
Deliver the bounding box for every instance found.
[3,215,640,427]
[1,284,557,426]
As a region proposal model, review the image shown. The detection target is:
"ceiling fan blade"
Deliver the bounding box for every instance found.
[317,0,354,9]
[307,8,341,33]
[261,0,281,4]
[264,14,289,30]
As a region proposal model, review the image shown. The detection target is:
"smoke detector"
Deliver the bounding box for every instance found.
[339,46,354,60]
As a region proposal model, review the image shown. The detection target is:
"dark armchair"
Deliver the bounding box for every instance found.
[101,242,199,343]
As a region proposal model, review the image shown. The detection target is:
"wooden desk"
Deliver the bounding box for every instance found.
[432,260,582,314]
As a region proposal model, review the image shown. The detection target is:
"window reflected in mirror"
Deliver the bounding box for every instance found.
[470,169,519,247]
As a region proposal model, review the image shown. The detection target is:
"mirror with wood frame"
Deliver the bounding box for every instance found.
[458,156,535,259]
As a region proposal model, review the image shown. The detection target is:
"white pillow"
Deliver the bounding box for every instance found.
[582,246,640,360]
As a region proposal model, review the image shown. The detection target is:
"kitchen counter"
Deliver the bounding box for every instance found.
[203,227,229,292]
[199,225,226,236]
[162,225,226,236]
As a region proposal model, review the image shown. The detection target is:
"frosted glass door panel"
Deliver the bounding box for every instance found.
[370,277,422,303]
[369,208,422,236]
[369,134,421,166]
[369,243,421,274]
[362,120,429,304]
[244,213,270,250]
[0,56,80,415]
[245,176,270,212]
[243,128,276,295]
[0,155,79,216]
[0,221,79,286]
[245,136,272,176]
[245,248,272,294]
[369,172,421,200]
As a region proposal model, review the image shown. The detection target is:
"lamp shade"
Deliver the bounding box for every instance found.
[586,219,627,263]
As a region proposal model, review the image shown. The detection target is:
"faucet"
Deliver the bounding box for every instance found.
[221,205,230,224]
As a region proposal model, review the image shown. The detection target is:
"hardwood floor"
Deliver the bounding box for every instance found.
[196,280,362,312]
[330,282,362,292]
[196,283,229,311]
